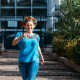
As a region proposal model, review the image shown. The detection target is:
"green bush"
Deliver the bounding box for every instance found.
[52,0,80,64]
[52,35,66,56]
[64,39,77,59]
[73,40,80,64]
[52,37,80,64]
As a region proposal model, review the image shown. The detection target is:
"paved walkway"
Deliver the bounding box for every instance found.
[0,50,80,80]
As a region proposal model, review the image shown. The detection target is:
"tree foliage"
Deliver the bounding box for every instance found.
[55,0,80,40]
[52,0,80,64]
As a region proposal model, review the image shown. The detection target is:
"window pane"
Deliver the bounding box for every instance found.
[17,0,31,6]
[17,9,31,16]
[1,9,15,16]
[1,0,15,6]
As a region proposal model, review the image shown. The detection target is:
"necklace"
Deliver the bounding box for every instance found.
[26,33,34,38]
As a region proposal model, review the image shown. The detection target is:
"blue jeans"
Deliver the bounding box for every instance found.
[18,62,39,80]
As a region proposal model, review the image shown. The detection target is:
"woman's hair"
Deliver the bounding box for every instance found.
[21,16,37,28]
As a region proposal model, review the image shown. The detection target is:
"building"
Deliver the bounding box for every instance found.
[0,0,61,49]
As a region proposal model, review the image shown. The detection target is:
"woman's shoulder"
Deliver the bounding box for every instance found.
[16,32,23,35]
[33,33,40,41]
[33,33,39,37]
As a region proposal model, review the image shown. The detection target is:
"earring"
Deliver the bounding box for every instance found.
[31,27,32,29]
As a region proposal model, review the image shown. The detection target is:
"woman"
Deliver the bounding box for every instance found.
[12,16,44,80]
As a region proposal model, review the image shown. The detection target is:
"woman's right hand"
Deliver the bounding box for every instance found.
[21,33,27,38]
[22,33,32,38]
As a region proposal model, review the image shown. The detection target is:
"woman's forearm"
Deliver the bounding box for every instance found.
[12,36,23,46]
[38,45,44,65]
[38,46,44,59]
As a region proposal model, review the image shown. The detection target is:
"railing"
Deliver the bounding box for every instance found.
[0,16,23,21]
[1,6,47,9]
[0,16,47,21]
[0,29,41,32]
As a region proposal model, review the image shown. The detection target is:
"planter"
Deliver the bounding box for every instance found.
[53,53,80,73]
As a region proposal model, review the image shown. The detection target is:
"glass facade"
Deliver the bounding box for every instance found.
[0,0,60,49]
[0,0,47,29]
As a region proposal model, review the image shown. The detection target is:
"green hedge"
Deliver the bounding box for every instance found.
[73,41,80,64]
[52,37,80,64]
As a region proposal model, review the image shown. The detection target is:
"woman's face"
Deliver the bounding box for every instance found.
[25,21,35,33]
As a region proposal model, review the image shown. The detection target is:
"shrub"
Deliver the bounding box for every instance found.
[52,0,80,64]
[64,39,77,59]
[73,40,80,64]
[52,35,66,56]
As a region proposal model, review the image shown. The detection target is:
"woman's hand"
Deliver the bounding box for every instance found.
[40,57,44,65]
[22,33,32,38]
[22,33,28,38]
[38,46,44,65]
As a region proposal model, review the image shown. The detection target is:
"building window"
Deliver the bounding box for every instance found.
[33,9,47,16]
[1,0,15,6]
[1,9,15,16]
[17,0,31,6]
[33,0,47,6]
[1,21,7,29]
[17,9,31,16]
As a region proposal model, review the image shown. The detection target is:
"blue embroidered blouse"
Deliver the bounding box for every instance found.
[15,32,40,63]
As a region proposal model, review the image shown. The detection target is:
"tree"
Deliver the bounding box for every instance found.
[56,0,80,40]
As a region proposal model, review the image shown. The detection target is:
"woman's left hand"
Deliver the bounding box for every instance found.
[40,57,44,65]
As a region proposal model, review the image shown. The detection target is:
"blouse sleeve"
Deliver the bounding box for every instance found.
[15,32,22,38]
[37,34,40,42]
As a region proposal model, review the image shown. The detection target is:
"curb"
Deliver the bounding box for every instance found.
[53,53,80,73]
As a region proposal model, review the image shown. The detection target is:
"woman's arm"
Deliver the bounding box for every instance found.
[12,36,23,46]
[12,32,33,46]
[12,33,25,46]
[38,45,44,65]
